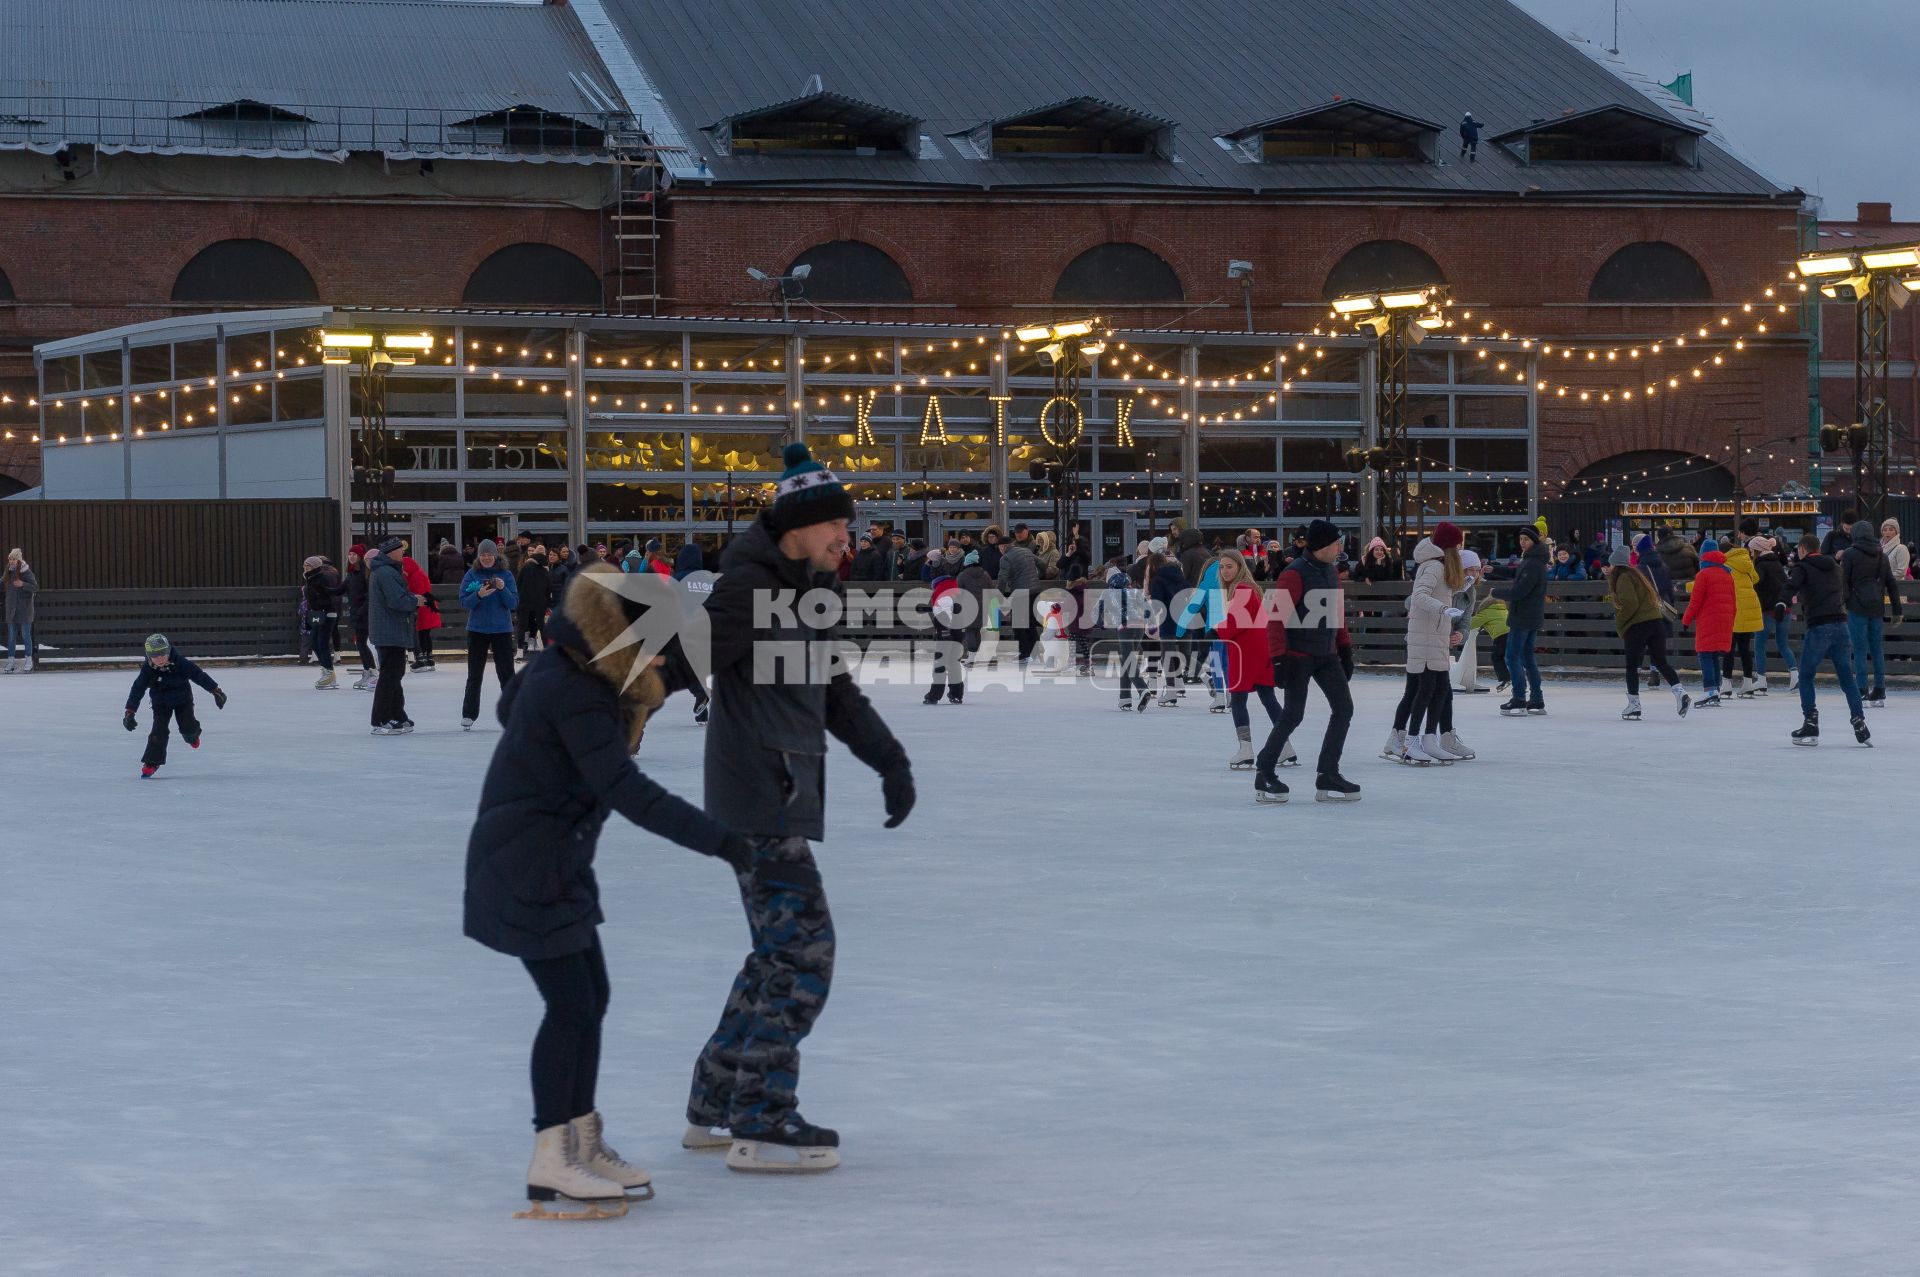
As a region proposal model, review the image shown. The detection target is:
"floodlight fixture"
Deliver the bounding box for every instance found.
[1330,294,1379,317]
[791,264,812,281]
[382,333,434,352]
[1860,246,1920,272]
[1821,275,1870,302]
[1795,253,1857,278]
[1414,314,1447,330]
[1015,324,1053,342]
[1037,341,1066,366]
[1380,289,1432,311]
[320,348,355,366]
[1078,340,1108,357]
[1051,320,1095,339]
[746,267,770,282]
[1227,259,1254,279]
[319,330,374,348]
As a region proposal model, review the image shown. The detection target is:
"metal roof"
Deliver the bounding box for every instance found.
[0,0,631,162]
[596,0,1794,200]
[1229,100,1444,144]
[1490,104,1706,145]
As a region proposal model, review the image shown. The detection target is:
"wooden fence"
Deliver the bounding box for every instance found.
[0,499,339,589]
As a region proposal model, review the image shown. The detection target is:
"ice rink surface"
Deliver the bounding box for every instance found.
[4,657,1919,1275]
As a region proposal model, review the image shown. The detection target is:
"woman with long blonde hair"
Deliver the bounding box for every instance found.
[1212,549,1294,769]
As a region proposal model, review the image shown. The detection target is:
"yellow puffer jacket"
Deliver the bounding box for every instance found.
[1723,545,1763,633]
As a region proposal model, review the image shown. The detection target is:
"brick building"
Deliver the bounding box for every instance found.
[5,0,1821,542]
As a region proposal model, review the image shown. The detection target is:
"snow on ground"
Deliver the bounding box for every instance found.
[3,656,1920,1275]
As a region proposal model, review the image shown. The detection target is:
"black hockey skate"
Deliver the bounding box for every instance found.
[693,701,710,725]
[1853,715,1872,746]
[1498,698,1528,717]
[727,1115,840,1174]
[1524,700,1546,715]
[1314,773,1361,803]
[1791,711,1818,746]
[922,689,943,705]
[946,689,963,705]
[1253,771,1290,804]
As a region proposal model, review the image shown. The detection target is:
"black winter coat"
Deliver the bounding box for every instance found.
[126,655,219,710]
[302,566,343,616]
[463,564,734,960]
[1494,542,1549,630]
[1841,522,1905,620]
[516,559,553,615]
[1656,533,1699,584]
[1149,560,1187,638]
[689,516,907,841]
[1751,550,1790,615]
[345,566,370,631]
[1789,554,1848,627]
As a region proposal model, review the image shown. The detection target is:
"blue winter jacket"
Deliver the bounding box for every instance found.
[459,562,519,635]
[1634,535,1675,602]
[1547,561,1587,581]
[1174,560,1225,637]
[126,654,219,710]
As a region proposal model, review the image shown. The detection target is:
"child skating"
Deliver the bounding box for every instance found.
[123,634,227,778]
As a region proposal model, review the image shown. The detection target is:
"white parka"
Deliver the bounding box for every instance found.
[1404,537,1454,673]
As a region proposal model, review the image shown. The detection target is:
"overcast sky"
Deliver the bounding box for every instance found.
[1514,0,1920,219]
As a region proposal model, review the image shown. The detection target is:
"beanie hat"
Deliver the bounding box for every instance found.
[1701,538,1719,554]
[1431,521,1463,550]
[1739,517,1760,538]
[1517,525,1539,547]
[144,633,170,658]
[1148,537,1168,554]
[1609,544,1633,567]
[1365,536,1387,554]
[1533,516,1549,539]
[302,555,324,572]
[377,535,404,554]
[1748,535,1774,556]
[645,538,662,553]
[766,442,855,533]
[962,549,980,566]
[478,538,497,556]
[1306,518,1341,552]
[349,543,367,560]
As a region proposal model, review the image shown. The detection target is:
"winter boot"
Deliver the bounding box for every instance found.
[570,1111,653,1201]
[1253,770,1290,804]
[1421,732,1460,763]
[1671,684,1691,718]
[314,669,338,690]
[727,1115,841,1174]
[1230,728,1255,770]
[1314,772,1361,803]
[1381,728,1407,760]
[1400,735,1436,765]
[1440,731,1476,760]
[1622,696,1642,721]
[517,1123,627,1219]
[1853,715,1872,746]
[1791,710,1818,746]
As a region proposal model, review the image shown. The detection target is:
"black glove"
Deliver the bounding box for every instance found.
[881,766,916,829]
[1339,648,1355,681]
[711,834,754,875]
[212,688,228,710]
[1773,602,1789,619]
[123,710,137,732]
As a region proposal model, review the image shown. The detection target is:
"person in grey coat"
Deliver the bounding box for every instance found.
[366,538,421,732]
[676,442,913,1172]
[1494,526,1550,713]
[3,547,36,673]
[954,550,993,659]
[996,524,1042,663]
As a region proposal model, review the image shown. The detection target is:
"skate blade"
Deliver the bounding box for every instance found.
[515,1197,629,1221]
[1315,791,1362,803]
[1278,757,1300,768]
[726,1140,840,1173]
[1229,761,1255,770]
[1254,792,1289,805]
[682,1125,732,1151]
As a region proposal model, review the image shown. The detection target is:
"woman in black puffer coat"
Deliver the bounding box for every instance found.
[464,561,749,1212]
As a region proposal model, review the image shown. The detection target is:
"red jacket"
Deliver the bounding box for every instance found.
[402,556,442,632]
[1264,562,1353,659]
[1214,581,1274,692]
[1681,551,1735,653]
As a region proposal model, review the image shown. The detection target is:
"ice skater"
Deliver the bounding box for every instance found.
[1681,539,1735,707]
[464,560,751,1220]
[1606,544,1690,720]
[1211,549,1292,770]
[1788,534,1871,746]
[1254,518,1359,804]
[1391,523,1468,765]
[123,634,226,778]
[678,443,915,1173]
[366,537,420,735]
[1495,525,1548,715]
[458,538,518,730]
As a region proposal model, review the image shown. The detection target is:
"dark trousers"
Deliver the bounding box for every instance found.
[1013,621,1038,662]
[517,609,545,652]
[1489,635,1510,683]
[1732,631,1756,680]
[1257,652,1353,776]
[926,633,965,700]
[372,645,409,725]
[307,615,335,672]
[688,837,835,1134]
[1229,684,1280,729]
[462,631,515,721]
[352,627,375,671]
[1622,620,1680,696]
[142,700,201,767]
[1405,668,1448,735]
[520,932,610,1131]
[414,627,436,663]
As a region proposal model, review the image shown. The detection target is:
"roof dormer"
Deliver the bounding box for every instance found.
[710,92,921,157]
[954,97,1175,159]
[1494,105,1703,166]
[449,105,606,151]
[1221,99,1439,162]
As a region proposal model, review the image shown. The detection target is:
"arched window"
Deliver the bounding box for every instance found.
[1573,449,1733,501]
[1053,243,1183,304]
[0,266,13,301]
[171,240,318,303]
[787,241,912,303]
[1589,242,1712,302]
[1322,240,1446,299]
[462,244,601,308]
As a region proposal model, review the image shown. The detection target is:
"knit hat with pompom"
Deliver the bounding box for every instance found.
[766,442,855,533]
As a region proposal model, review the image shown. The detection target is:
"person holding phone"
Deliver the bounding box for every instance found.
[460,538,520,730]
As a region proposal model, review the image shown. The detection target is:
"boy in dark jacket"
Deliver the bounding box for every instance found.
[464,560,750,1218]
[124,633,226,778]
[1494,525,1549,714]
[1788,536,1868,745]
[678,443,914,1174]
[1255,518,1359,804]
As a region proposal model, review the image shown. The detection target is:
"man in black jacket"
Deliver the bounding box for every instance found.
[464,561,748,1215]
[1841,519,1904,706]
[516,544,553,655]
[1494,525,1549,714]
[679,442,914,1174]
[1788,535,1868,744]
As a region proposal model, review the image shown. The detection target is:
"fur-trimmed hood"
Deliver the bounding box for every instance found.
[552,562,664,745]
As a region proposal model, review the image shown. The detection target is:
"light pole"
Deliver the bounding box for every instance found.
[1798,245,1918,524]
[746,264,813,322]
[1014,317,1101,539]
[1330,286,1448,550]
[323,329,433,544]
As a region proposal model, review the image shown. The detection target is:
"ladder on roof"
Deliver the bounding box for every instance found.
[602,138,669,318]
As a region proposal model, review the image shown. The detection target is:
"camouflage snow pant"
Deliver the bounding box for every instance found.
[687,836,835,1132]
